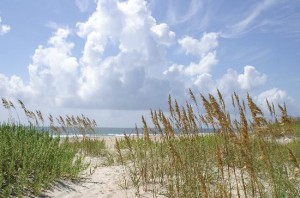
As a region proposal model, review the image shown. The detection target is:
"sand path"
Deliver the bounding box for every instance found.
[42,164,135,198]
[42,136,165,198]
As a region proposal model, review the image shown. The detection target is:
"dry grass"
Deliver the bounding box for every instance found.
[116,90,300,197]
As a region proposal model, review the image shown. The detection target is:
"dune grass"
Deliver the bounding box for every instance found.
[0,98,109,197]
[66,138,107,157]
[115,90,300,197]
[1,91,299,197]
[0,124,85,197]
[292,117,300,137]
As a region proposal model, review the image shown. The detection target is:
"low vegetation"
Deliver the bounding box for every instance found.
[0,98,107,197]
[115,90,300,197]
[0,124,85,196]
[1,90,300,197]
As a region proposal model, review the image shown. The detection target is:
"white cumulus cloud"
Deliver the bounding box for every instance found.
[255,88,297,115]
[75,0,176,109]
[165,32,219,79]
[151,23,175,46]
[257,88,290,106]
[216,66,267,95]
[0,0,296,119]
[0,17,11,36]
[0,74,31,98]
[28,28,80,106]
[185,51,218,76]
[178,32,219,57]
[237,65,267,90]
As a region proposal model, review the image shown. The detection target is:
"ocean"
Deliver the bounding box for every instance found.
[45,127,214,138]
[44,127,142,138]
[90,127,143,137]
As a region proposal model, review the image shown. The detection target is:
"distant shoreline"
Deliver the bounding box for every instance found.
[34,126,215,138]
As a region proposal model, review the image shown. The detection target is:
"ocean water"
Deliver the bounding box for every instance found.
[44,127,214,138]
[45,127,142,138]
[93,127,143,137]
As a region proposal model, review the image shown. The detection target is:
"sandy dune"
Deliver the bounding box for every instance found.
[42,136,165,198]
[42,165,131,198]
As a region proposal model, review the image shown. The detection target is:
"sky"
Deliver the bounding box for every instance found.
[0,0,300,127]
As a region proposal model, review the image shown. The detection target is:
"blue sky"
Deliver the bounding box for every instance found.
[0,0,299,127]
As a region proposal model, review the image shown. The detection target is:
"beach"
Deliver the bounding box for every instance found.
[42,136,165,198]
[42,163,137,198]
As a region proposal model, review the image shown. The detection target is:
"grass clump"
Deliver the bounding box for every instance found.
[116,90,300,197]
[0,124,85,197]
[292,117,300,137]
[0,98,104,197]
[67,138,107,157]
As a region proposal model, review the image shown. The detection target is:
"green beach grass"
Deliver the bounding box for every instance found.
[1,91,300,197]
[0,98,109,197]
[0,124,85,196]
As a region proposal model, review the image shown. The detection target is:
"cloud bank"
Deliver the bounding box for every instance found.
[0,0,296,116]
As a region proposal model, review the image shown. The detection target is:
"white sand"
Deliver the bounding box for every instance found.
[43,164,137,198]
[42,136,166,198]
[43,160,164,198]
